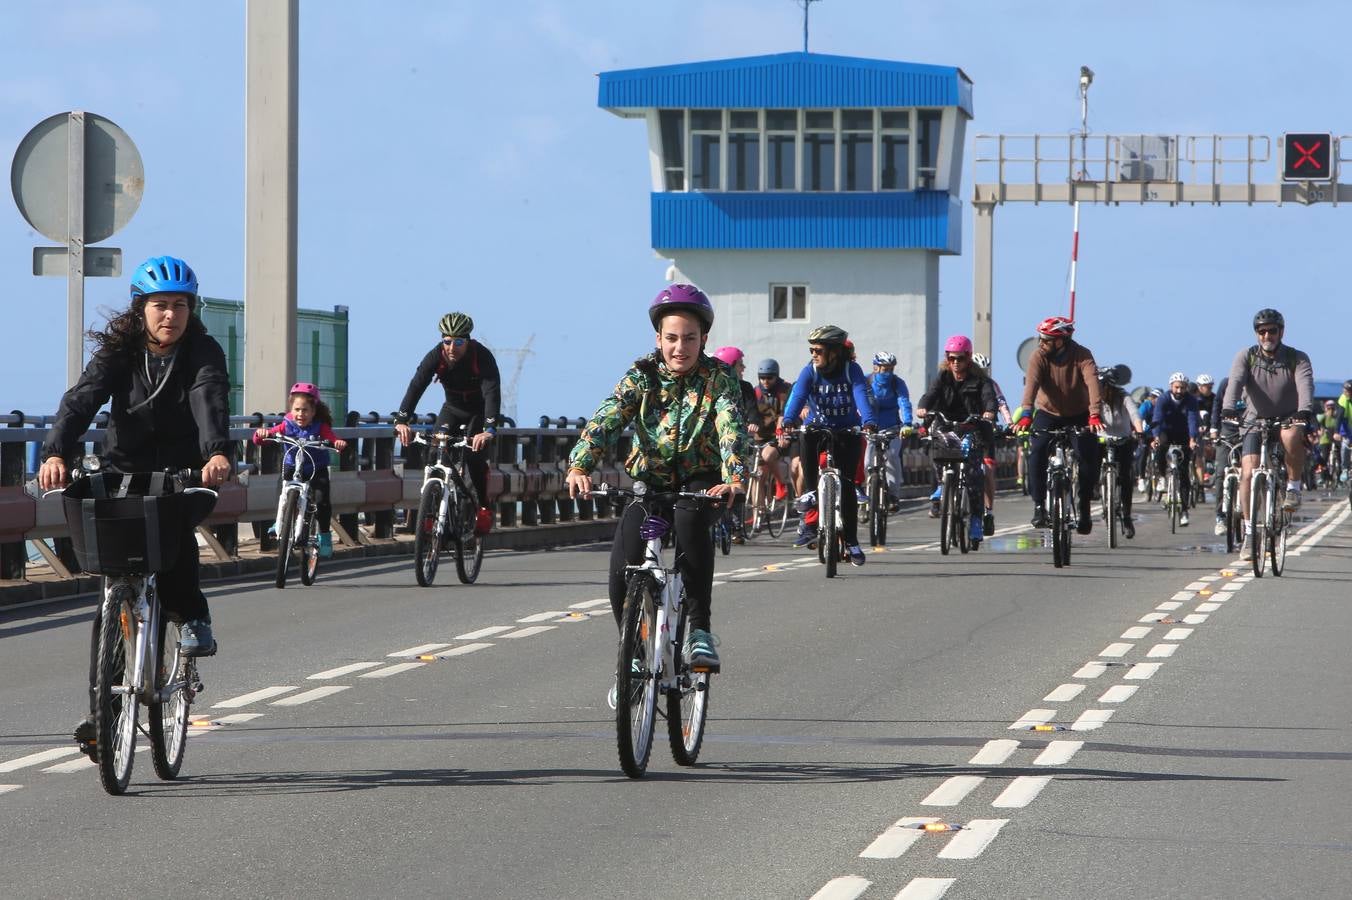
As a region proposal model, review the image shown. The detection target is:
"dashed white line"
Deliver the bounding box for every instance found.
[388,643,452,658]
[0,784,20,795]
[810,875,872,899]
[43,755,96,773]
[937,818,1008,859]
[895,877,957,899]
[214,713,263,724]
[1195,602,1222,613]
[1099,642,1133,658]
[1010,709,1056,729]
[1124,662,1161,680]
[1163,628,1194,640]
[1044,684,1085,703]
[213,686,297,709]
[1154,601,1183,611]
[1072,662,1109,679]
[1182,613,1210,625]
[1070,709,1114,731]
[1098,684,1139,703]
[922,775,985,806]
[271,685,351,706]
[969,739,1020,766]
[568,598,611,610]
[1171,591,1196,601]
[0,747,80,773]
[455,626,515,640]
[360,662,426,678]
[500,625,557,639]
[1147,643,1178,658]
[1033,740,1083,766]
[308,662,382,680]
[1183,582,1209,591]
[1211,591,1236,602]
[1198,574,1219,582]
[1120,626,1153,640]
[435,642,494,658]
[992,775,1052,808]
[516,611,568,623]
[859,817,939,859]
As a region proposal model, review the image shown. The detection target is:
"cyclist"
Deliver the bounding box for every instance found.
[781,325,876,565]
[393,312,500,537]
[972,353,1014,425]
[565,284,747,674]
[1014,316,1104,533]
[712,347,757,542]
[1098,366,1143,538]
[916,335,999,543]
[1010,401,1031,491]
[1135,388,1161,492]
[37,255,231,757]
[1313,399,1342,483]
[867,351,914,512]
[1222,308,1315,559]
[1151,372,1200,526]
[1210,375,1245,534]
[1194,374,1216,497]
[252,383,349,558]
[1337,380,1352,473]
[752,359,794,508]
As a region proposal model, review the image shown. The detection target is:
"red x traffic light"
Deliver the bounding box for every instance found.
[1282,133,1334,182]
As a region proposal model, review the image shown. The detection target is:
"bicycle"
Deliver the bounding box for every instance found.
[926,414,984,556]
[57,464,218,795]
[748,435,796,539]
[1142,445,1161,503]
[863,428,902,548]
[1244,416,1296,578]
[1161,443,1186,534]
[410,427,484,586]
[262,434,332,589]
[1215,437,1244,553]
[1034,426,1084,568]
[799,424,857,577]
[711,508,733,556]
[1097,435,1132,549]
[592,484,719,778]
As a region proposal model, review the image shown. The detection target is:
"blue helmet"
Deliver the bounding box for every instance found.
[130,255,198,303]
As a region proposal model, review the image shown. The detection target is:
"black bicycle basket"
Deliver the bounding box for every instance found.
[61,472,217,575]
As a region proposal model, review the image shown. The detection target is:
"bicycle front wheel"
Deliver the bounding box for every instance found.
[667,598,709,766]
[1168,474,1179,534]
[938,470,955,556]
[95,585,139,795]
[274,492,298,588]
[298,511,319,586]
[414,482,444,587]
[868,473,887,548]
[1105,468,1119,549]
[616,575,660,778]
[1051,481,1067,568]
[1225,478,1240,553]
[821,476,838,578]
[454,494,485,584]
[1270,483,1288,576]
[1250,472,1267,577]
[768,488,788,539]
[148,618,190,780]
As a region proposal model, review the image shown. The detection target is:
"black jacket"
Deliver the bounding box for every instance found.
[395,340,502,425]
[918,369,998,423]
[42,331,232,472]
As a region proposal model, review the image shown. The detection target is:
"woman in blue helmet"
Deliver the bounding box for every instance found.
[39,255,232,757]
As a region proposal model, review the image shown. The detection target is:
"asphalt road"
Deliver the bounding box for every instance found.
[2,488,1350,900]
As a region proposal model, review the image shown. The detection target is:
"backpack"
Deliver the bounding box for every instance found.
[435,340,480,382]
[1245,343,1300,375]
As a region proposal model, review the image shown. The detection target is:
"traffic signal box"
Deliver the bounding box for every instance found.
[1282,133,1334,182]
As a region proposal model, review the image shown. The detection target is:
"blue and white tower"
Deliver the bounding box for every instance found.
[599,52,972,393]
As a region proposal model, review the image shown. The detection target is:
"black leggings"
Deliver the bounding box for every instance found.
[284,464,332,531]
[799,429,863,546]
[1028,410,1102,507]
[1108,437,1137,515]
[437,407,489,506]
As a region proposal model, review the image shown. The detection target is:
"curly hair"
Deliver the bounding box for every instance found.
[86,298,206,357]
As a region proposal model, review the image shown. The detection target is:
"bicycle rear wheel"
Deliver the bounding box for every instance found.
[1250,472,1267,577]
[413,482,443,587]
[274,492,298,589]
[768,489,788,539]
[454,493,484,584]
[957,482,971,554]
[1051,481,1067,568]
[95,585,138,795]
[666,597,709,766]
[298,511,319,586]
[1224,478,1240,553]
[616,575,660,778]
[868,473,886,547]
[1167,473,1179,534]
[1105,468,1119,549]
[821,477,838,578]
[148,618,190,780]
[718,517,732,556]
[938,469,954,556]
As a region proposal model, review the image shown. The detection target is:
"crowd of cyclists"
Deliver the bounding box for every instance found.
[32,257,1335,762]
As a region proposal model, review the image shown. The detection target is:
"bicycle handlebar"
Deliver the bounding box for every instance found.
[590,483,725,505]
[411,432,472,450]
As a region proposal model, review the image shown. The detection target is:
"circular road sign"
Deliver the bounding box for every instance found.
[11,111,144,244]
[1016,336,1038,372]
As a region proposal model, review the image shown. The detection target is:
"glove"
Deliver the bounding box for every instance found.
[1015,415,1032,432]
[916,426,928,439]
[1209,428,1218,440]
[1088,414,1103,429]
[899,426,915,438]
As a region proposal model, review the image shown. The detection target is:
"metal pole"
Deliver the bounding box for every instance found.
[1069,68,1093,322]
[973,202,995,359]
[66,110,86,388]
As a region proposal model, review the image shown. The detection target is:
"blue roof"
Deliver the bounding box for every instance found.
[599,52,973,116]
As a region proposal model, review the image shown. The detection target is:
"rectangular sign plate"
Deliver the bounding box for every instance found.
[33,246,122,277]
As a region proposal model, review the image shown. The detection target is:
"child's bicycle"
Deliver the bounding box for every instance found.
[262,434,333,588]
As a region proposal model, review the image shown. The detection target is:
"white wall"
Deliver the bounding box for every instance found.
[666,249,940,399]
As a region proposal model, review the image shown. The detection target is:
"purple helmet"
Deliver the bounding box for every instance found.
[649,283,714,332]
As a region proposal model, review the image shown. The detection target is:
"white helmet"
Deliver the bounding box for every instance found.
[1195,373,1214,386]
[972,353,991,369]
[1168,371,1188,386]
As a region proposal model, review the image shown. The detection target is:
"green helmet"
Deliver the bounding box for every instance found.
[439,312,473,337]
[808,324,848,345]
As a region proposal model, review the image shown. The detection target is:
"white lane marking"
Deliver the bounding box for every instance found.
[1147,643,1178,658]
[43,755,96,773]
[810,875,872,899]
[1009,709,1056,729]
[710,580,728,587]
[360,662,426,678]
[1138,612,1169,623]
[895,877,957,899]
[1155,601,1183,611]
[500,625,557,639]
[1125,662,1161,680]
[214,713,263,724]
[568,598,610,609]
[1172,591,1197,601]
[992,775,1052,808]
[1072,662,1109,679]
[1211,591,1236,602]
[271,685,351,706]
[1044,684,1085,703]
[1183,582,1208,591]
[1070,709,1113,731]
[1033,740,1083,766]
[1163,628,1194,640]
[1099,642,1133,658]
[435,642,494,658]
[1120,626,1153,640]
[1182,613,1210,625]
[388,643,452,658]
[0,785,20,794]
[1195,602,1222,613]
[308,662,382,680]
[859,817,939,859]
[455,626,514,640]
[1294,505,1348,547]
[792,555,818,562]
[516,611,569,623]
[1198,574,1219,582]
[722,566,761,575]
[730,570,765,579]
[921,775,985,806]
[213,686,297,708]
[937,818,1009,859]
[1098,685,1139,703]
[969,739,1020,766]
[0,747,80,773]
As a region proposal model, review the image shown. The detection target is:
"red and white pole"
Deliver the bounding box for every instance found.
[1069,66,1093,323]
[1068,200,1081,322]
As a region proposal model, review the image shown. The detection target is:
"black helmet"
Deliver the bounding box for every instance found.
[1096,365,1118,387]
[1253,308,1284,330]
[1343,380,1352,392]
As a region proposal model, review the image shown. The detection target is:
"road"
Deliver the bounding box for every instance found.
[2,489,1350,900]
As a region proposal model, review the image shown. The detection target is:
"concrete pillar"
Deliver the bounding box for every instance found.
[972,202,995,360]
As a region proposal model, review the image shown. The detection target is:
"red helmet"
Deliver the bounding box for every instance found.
[1036,316,1075,338]
[289,382,321,402]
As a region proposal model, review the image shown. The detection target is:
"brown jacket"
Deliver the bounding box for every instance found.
[1020,339,1101,418]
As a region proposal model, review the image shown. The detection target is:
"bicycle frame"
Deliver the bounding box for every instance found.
[267,435,329,546]
[415,429,476,539]
[105,573,199,706]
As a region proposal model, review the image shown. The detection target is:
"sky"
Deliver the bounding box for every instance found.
[3,0,1350,423]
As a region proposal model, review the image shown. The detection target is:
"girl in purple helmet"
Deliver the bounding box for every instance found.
[253,383,349,558]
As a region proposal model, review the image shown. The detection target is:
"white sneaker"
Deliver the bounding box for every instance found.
[1239,535,1254,561]
[1136,478,1146,493]
[1282,489,1301,511]
[1179,511,1189,526]
[1214,518,1226,536]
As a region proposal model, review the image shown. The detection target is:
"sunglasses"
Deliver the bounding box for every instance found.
[808,346,827,356]
[947,354,969,362]
[442,337,468,347]
[1255,327,1280,336]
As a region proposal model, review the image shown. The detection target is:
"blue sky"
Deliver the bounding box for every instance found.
[3,0,1348,421]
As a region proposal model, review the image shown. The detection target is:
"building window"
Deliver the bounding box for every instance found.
[766,109,797,190]
[770,284,808,321]
[803,110,835,191]
[690,109,721,190]
[917,109,942,188]
[659,110,685,191]
[880,109,910,190]
[841,109,873,191]
[728,110,760,191]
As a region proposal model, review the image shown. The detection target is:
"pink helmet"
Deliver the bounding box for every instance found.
[289,382,321,402]
[943,335,973,355]
[712,346,744,367]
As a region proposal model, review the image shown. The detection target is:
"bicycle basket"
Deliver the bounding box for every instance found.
[61,472,217,575]
[928,442,967,463]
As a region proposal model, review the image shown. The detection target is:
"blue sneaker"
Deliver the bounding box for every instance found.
[847,544,866,566]
[686,628,721,673]
[793,522,815,547]
[855,486,868,504]
[179,619,216,657]
[317,532,333,558]
[929,486,942,501]
[969,516,984,544]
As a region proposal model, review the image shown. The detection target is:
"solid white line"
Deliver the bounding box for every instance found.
[0,747,80,773]
[969,739,1020,766]
[360,662,426,678]
[435,642,494,657]
[1120,626,1153,640]
[516,611,569,623]
[455,626,514,640]
[1070,709,1113,731]
[388,643,452,658]
[992,775,1052,808]
[501,625,557,639]
[1009,709,1056,729]
[308,662,382,680]
[1044,684,1085,703]
[859,817,938,859]
[1099,642,1133,658]
[894,877,957,899]
[1183,613,1210,625]
[1033,740,1083,766]
[1163,628,1194,640]
[937,818,1009,859]
[1125,662,1161,680]
[214,713,263,724]
[271,685,350,706]
[1072,662,1109,679]
[810,875,872,899]
[1297,507,1350,549]
[568,598,610,609]
[1098,684,1139,703]
[1147,643,1178,658]
[922,775,985,806]
[213,686,297,709]
[1196,602,1222,613]
[0,784,20,794]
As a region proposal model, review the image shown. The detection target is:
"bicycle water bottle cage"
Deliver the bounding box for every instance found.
[639,516,670,541]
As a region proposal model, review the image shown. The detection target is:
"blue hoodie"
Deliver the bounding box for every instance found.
[783,361,877,430]
[1151,391,1199,442]
[869,372,913,429]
